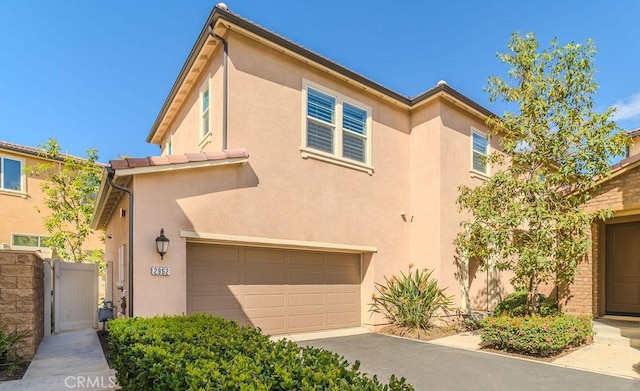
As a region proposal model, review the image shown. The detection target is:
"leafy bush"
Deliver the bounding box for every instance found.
[494,290,559,317]
[370,266,453,330]
[480,314,593,357]
[0,325,27,375]
[108,314,414,390]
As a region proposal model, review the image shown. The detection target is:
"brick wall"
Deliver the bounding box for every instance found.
[560,165,640,315]
[0,250,44,359]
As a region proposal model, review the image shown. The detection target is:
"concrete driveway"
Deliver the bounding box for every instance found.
[303,334,638,391]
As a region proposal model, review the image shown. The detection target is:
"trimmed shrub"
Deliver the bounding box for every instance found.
[480,314,593,357]
[370,266,453,330]
[108,314,414,390]
[494,290,559,317]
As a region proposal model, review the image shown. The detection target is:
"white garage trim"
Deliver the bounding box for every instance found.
[180,231,377,254]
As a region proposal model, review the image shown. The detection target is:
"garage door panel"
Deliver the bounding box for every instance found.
[289,293,324,307]
[245,270,286,284]
[289,251,325,265]
[289,272,326,284]
[244,293,286,309]
[251,316,287,334]
[289,313,324,330]
[187,244,361,335]
[244,248,286,265]
[190,269,240,286]
[190,294,242,312]
[327,311,359,327]
[327,272,359,284]
[327,291,358,305]
[191,245,240,263]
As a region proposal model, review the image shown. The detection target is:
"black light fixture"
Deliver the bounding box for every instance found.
[155,228,170,260]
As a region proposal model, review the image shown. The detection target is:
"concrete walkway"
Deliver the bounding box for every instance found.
[0,329,116,391]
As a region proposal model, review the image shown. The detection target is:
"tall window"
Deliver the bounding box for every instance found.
[167,135,173,155]
[471,128,489,175]
[305,85,370,165]
[201,87,210,139]
[0,156,23,192]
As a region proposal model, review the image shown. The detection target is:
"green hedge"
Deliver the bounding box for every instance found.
[493,290,559,317]
[108,314,414,391]
[480,314,593,357]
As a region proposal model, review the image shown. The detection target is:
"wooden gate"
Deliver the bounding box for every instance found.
[53,260,98,332]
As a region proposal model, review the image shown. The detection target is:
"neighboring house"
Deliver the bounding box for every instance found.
[574,128,640,317]
[0,141,103,263]
[91,4,515,334]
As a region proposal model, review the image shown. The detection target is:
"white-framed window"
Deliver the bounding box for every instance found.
[201,86,210,139]
[302,81,372,172]
[471,128,489,176]
[0,156,24,193]
[167,134,173,155]
[12,233,49,249]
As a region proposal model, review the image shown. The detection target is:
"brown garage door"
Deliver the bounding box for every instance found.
[606,222,640,315]
[186,243,361,335]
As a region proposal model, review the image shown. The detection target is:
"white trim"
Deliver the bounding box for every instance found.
[113,156,248,177]
[470,127,490,177]
[300,148,373,175]
[302,79,373,170]
[180,230,378,253]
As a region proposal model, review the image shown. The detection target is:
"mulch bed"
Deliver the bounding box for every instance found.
[97,330,112,367]
[378,323,472,341]
[0,361,29,382]
[378,324,592,362]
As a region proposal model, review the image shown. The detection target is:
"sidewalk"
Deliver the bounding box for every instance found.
[0,329,116,391]
[428,330,640,379]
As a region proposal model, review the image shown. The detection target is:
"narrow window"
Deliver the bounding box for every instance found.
[471,129,489,175]
[342,102,367,163]
[1,157,23,191]
[12,234,49,248]
[306,88,335,154]
[167,135,173,155]
[201,87,210,139]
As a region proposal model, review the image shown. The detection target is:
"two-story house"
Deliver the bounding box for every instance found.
[91,4,514,334]
[0,141,103,257]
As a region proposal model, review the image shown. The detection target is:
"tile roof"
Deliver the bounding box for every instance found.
[0,140,51,158]
[628,128,640,138]
[109,148,249,170]
[0,140,100,164]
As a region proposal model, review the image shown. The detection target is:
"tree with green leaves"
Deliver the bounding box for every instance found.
[455,33,630,315]
[27,138,104,270]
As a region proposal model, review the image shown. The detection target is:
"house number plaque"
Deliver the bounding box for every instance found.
[151,266,170,276]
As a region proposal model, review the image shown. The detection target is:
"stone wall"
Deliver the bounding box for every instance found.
[0,250,44,359]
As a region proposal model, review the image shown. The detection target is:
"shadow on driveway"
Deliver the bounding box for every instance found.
[302,333,638,391]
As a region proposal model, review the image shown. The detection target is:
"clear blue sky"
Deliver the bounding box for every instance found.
[1,1,638,161]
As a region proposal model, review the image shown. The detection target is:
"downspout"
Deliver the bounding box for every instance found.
[208,26,228,150]
[106,167,134,318]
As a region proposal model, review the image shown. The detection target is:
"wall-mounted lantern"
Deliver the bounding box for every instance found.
[155,228,170,260]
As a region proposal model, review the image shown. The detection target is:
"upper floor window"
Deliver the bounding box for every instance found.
[303,82,372,171]
[471,128,489,175]
[201,87,210,139]
[1,156,23,192]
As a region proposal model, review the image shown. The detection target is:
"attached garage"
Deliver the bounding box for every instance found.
[186,243,362,335]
